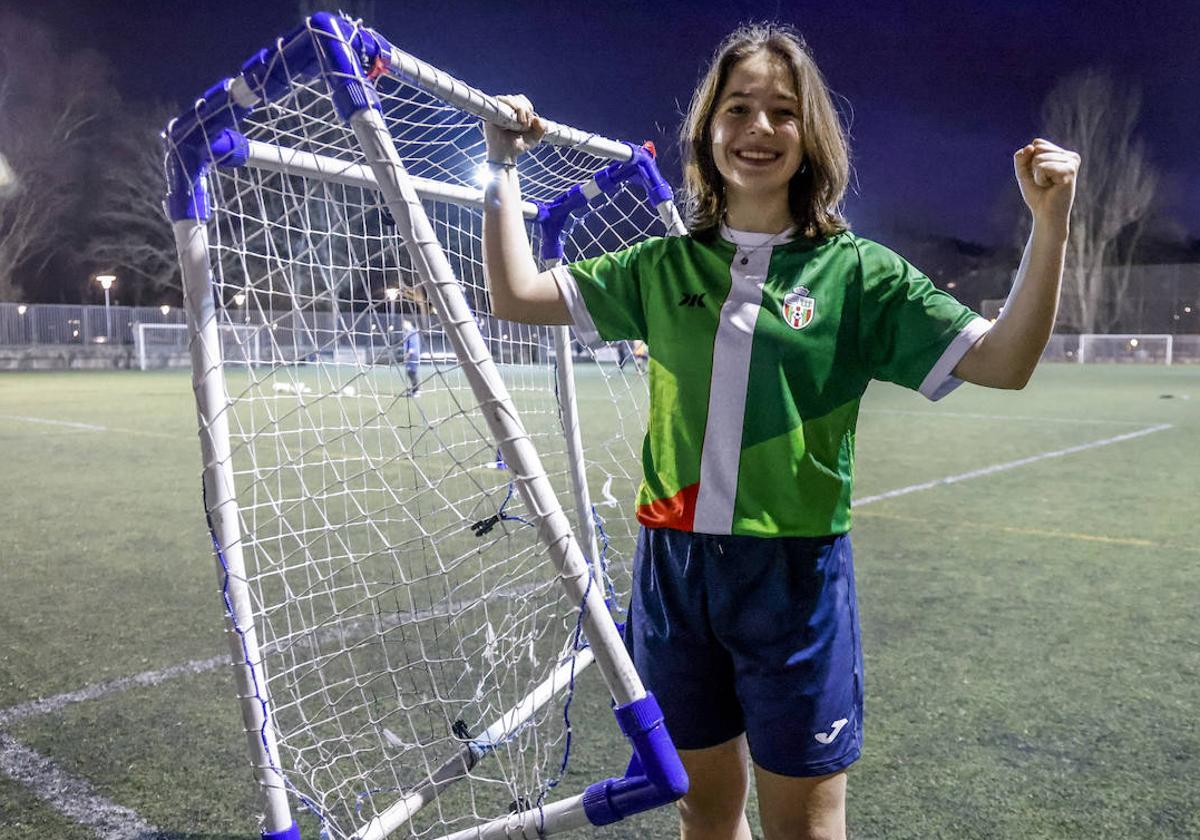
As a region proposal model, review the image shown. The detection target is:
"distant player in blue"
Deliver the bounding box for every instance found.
[401,319,421,396]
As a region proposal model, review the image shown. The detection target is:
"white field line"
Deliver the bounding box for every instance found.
[0,581,547,728]
[854,423,1173,506]
[0,732,163,839]
[860,408,1150,426]
[0,413,107,431]
[0,655,227,728]
[0,413,183,440]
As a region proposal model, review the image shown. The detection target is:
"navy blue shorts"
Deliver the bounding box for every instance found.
[622,527,864,777]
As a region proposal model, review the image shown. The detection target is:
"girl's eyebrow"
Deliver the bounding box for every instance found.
[723,90,799,102]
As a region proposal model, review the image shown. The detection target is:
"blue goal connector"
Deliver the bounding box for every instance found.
[581,692,688,825]
[164,11,395,223]
[262,822,301,840]
[535,142,674,261]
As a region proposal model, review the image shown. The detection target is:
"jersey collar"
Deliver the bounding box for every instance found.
[719,222,797,248]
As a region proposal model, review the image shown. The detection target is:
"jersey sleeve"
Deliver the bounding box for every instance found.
[550,238,659,347]
[856,238,991,401]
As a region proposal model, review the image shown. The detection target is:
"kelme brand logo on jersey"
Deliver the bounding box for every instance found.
[678,292,706,308]
[782,286,815,330]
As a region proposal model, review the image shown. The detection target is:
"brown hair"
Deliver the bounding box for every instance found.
[679,23,851,238]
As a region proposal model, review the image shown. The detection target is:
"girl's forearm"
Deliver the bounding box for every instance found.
[483,167,540,320]
[989,220,1068,385]
[954,218,1068,389]
[955,139,1079,390]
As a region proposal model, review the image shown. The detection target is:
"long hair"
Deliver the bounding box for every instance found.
[679,23,851,238]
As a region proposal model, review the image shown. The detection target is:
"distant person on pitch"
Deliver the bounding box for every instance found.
[480,22,1078,840]
[401,319,421,396]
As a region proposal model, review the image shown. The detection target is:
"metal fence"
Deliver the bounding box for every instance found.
[0,302,186,346]
[4,302,1199,365]
[0,302,560,369]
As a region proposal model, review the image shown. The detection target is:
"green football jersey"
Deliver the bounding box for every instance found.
[551,225,989,537]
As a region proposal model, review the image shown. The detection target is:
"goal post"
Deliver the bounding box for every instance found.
[165,12,684,840]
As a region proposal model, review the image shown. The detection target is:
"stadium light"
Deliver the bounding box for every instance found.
[17,304,27,315]
[1185,306,1193,314]
[385,287,400,333]
[160,304,171,316]
[95,274,116,341]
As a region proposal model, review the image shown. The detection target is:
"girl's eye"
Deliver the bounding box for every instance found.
[776,109,797,118]
[727,105,747,114]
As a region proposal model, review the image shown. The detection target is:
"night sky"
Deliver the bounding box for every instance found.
[17,0,1200,246]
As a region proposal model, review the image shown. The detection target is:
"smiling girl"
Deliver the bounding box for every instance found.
[481,23,1078,840]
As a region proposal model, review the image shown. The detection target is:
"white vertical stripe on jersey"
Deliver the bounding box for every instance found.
[693,227,791,534]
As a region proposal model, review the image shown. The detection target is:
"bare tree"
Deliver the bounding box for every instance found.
[0,11,110,301]
[1039,69,1157,332]
[82,106,180,305]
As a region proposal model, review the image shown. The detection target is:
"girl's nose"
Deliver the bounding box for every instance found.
[748,109,774,134]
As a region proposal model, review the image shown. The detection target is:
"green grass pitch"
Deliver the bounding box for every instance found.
[1,363,1197,839]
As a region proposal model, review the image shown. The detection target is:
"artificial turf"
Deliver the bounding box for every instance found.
[1,364,1196,839]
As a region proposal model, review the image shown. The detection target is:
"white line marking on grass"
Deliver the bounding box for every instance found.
[855,423,1173,506]
[0,414,184,441]
[0,656,227,728]
[107,427,183,441]
[0,414,107,431]
[860,409,1150,426]
[0,733,163,839]
[0,580,547,728]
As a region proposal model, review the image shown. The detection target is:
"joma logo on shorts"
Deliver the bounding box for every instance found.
[678,293,706,307]
[814,718,848,744]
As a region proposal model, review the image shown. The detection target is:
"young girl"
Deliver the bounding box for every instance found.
[482,24,1078,840]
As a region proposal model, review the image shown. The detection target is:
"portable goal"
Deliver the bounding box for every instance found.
[164,13,687,840]
[1077,333,1174,365]
[135,321,264,370]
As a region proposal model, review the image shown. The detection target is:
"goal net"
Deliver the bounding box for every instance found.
[165,13,684,840]
[1078,334,1174,365]
[135,321,264,370]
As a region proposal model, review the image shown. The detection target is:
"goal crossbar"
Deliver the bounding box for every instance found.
[243,139,541,219]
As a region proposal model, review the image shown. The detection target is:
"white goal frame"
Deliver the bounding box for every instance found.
[164,13,687,840]
[135,321,264,371]
[1077,333,1174,365]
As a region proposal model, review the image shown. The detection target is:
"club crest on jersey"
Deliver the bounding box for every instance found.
[782,286,815,330]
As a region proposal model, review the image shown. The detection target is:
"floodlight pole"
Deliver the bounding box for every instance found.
[385,287,399,352]
[96,274,116,341]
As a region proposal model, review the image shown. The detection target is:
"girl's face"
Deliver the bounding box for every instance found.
[709,50,804,207]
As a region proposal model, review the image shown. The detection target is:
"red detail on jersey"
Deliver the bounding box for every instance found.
[636,483,700,531]
[643,141,657,158]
